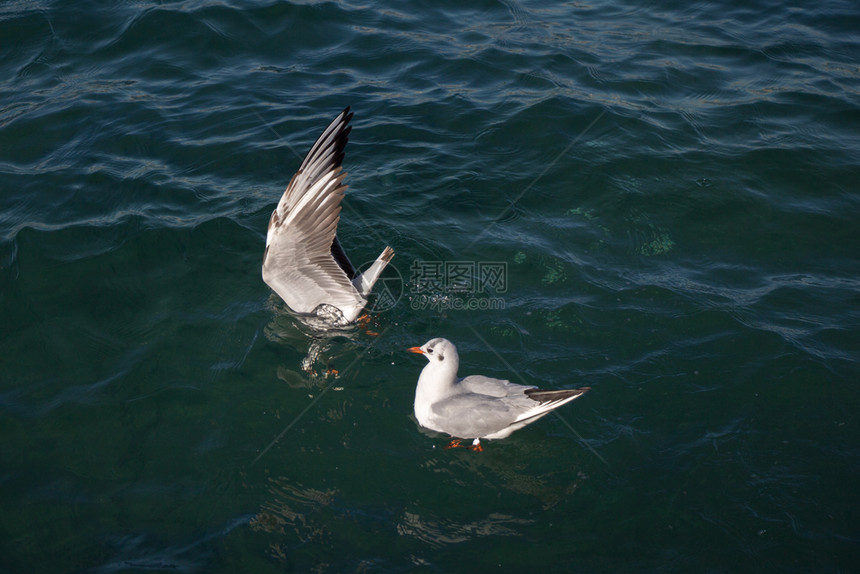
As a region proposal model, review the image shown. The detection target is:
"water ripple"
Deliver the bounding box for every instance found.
[1,0,859,571]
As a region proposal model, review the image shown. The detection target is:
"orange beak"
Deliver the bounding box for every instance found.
[407,346,425,354]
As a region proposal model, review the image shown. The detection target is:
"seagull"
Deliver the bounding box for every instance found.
[408,338,590,451]
[262,107,394,327]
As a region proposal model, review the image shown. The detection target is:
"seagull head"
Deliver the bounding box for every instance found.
[408,337,457,364]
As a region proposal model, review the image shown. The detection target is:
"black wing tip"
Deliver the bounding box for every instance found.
[335,106,353,137]
[333,108,354,165]
[525,387,590,403]
[381,246,395,262]
[300,107,353,172]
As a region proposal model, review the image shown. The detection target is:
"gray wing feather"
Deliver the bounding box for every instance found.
[429,378,591,440]
[458,375,534,398]
[430,394,527,439]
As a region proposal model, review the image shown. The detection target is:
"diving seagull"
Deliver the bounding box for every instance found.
[409,338,590,451]
[262,107,394,326]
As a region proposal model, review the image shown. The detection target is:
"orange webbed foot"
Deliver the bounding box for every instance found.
[356,314,380,336]
[444,438,483,452]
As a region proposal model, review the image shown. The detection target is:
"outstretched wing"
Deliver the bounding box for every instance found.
[262,107,366,315]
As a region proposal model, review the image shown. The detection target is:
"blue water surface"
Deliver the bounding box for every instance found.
[1,0,859,572]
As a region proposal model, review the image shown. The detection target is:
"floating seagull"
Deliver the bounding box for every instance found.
[408,338,590,451]
[262,107,394,327]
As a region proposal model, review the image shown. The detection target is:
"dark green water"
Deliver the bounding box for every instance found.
[2,1,859,572]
